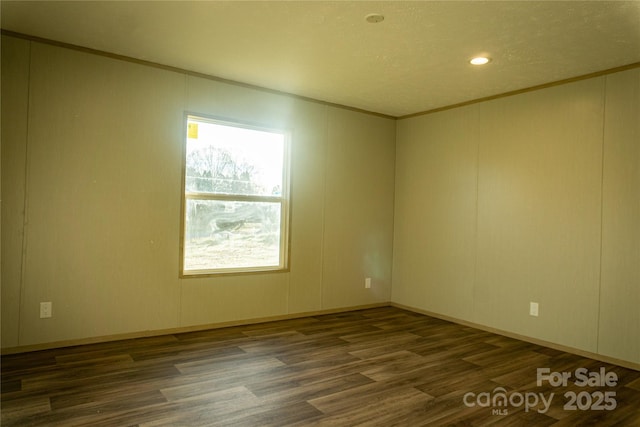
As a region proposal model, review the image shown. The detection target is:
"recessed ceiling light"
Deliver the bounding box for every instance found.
[365,13,384,23]
[470,57,491,65]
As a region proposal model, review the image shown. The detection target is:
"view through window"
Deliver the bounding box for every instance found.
[181,115,290,275]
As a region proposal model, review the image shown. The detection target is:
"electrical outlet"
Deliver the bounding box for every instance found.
[40,302,52,318]
[365,277,372,289]
[529,302,539,317]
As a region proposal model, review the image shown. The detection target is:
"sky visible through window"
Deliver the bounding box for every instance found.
[186,120,284,196]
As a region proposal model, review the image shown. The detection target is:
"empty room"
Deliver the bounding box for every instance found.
[1,1,639,425]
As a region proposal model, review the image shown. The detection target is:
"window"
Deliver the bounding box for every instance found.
[181,115,290,276]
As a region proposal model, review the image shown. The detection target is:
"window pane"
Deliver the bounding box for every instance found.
[186,119,284,196]
[184,199,282,271]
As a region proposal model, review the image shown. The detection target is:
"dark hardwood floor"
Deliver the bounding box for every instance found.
[2,307,639,426]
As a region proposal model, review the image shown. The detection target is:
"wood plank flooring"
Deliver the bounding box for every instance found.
[2,307,639,426]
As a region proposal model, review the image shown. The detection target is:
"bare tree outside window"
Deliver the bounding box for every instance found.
[181,116,290,275]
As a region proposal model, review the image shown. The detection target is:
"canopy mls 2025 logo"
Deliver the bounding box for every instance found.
[462,367,618,416]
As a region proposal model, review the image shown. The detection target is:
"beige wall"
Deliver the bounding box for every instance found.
[1,35,395,348]
[1,36,31,347]
[599,69,640,363]
[393,69,640,365]
[2,34,637,366]
[393,104,478,321]
[322,108,396,309]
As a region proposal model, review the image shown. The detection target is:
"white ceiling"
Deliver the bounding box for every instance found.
[2,1,639,117]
